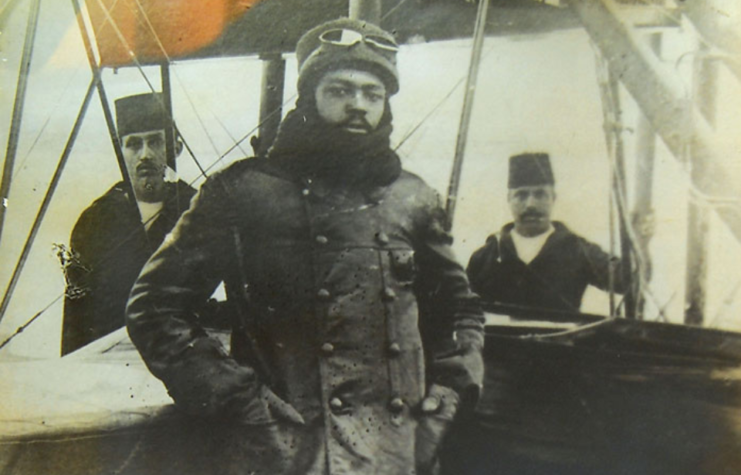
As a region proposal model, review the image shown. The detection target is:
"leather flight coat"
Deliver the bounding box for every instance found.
[127,158,484,475]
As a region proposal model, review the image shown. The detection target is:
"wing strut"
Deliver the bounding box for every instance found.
[0,0,42,246]
[0,80,96,324]
[444,0,490,226]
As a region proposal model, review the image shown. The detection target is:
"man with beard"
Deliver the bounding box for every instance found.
[61,93,196,355]
[467,152,634,313]
[126,19,484,475]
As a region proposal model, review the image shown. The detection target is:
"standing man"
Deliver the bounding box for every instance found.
[127,19,484,475]
[61,93,196,355]
[467,152,641,313]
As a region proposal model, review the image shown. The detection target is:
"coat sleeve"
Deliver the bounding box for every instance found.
[413,191,485,409]
[466,235,499,299]
[126,175,262,417]
[578,238,629,294]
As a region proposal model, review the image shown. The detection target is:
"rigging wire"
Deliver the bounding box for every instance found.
[210,109,250,159]
[0,91,299,349]
[593,43,659,319]
[381,0,410,22]
[0,295,62,351]
[88,0,210,179]
[13,69,84,178]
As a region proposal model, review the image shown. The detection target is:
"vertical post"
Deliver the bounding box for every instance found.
[71,0,141,222]
[256,54,285,156]
[608,71,636,319]
[684,43,717,326]
[632,33,661,318]
[0,0,42,246]
[445,0,489,223]
[349,0,381,24]
[160,63,177,172]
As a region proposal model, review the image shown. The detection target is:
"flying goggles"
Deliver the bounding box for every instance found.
[319,28,399,53]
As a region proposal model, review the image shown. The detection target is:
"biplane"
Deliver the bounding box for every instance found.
[1,0,740,474]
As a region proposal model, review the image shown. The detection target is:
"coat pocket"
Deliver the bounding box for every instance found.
[388,249,416,283]
[225,385,305,426]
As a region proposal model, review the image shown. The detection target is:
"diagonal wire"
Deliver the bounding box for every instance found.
[0,295,62,350]
[395,40,498,152]
[90,0,210,179]
[14,69,84,177]
[197,91,297,178]
[381,0,410,21]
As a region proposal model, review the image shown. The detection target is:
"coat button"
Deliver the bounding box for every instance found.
[382,288,396,301]
[389,397,404,413]
[321,342,334,355]
[317,288,331,300]
[302,188,310,196]
[388,343,401,356]
[329,397,344,411]
[315,235,328,245]
[376,232,389,245]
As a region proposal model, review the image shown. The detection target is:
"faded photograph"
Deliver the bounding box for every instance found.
[1,1,740,474]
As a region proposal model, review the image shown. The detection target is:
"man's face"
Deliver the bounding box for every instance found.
[508,185,556,237]
[121,130,168,201]
[314,69,387,134]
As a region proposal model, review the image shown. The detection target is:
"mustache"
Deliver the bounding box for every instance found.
[339,112,372,132]
[136,161,164,172]
[521,210,544,219]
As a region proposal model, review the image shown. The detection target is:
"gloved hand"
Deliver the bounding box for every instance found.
[416,384,461,475]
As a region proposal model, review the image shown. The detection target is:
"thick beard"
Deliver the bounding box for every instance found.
[267,97,400,188]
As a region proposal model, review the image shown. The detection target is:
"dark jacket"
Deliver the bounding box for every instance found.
[467,221,626,312]
[62,180,195,355]
[126,158,484,475]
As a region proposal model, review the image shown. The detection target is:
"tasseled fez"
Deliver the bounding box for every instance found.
[115,93,170,137]
[508,152,555,188]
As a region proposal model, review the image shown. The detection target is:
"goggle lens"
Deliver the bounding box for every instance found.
[319,28,399,52]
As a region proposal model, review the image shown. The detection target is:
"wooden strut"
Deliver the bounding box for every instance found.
[445,0,490,224]
[256,54,286,156]
[0,0,42,246]
[632,33,662,318]
[684,42,718,326]
[160,64,177,172]
[682,0,741,83]
[349,0,381,24]
[70,0,142,223]
[0,79,96,325]
[565,0,741,247]
[607,70,637,319]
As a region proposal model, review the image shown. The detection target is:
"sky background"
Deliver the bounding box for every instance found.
[1,1,741,358]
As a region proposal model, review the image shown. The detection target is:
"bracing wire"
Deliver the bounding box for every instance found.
[89,0,211,179]
[592,43,673,322]
[1,3,508,349]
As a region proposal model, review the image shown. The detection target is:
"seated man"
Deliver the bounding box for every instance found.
[61,93,196,355]
[467,152,635,314]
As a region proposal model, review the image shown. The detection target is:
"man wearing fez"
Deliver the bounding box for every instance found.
[61,93,196,355]
[467,152,632,313]
[127,19,484,475]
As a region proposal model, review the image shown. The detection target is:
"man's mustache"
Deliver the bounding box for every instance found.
[339,112,372,132]
[521,210,544,219]
[136,161,164,173]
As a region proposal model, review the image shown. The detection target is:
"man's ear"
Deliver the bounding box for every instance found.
[175,139,184,157]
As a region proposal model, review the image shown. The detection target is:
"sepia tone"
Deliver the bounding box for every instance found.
[1,0,740,474]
